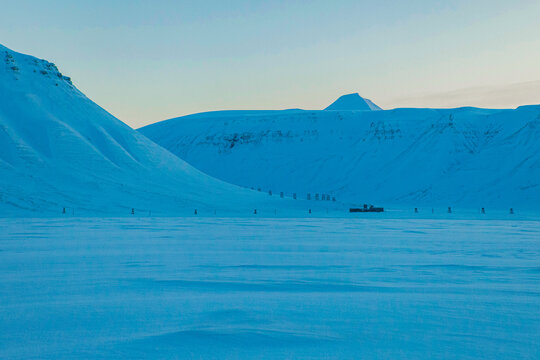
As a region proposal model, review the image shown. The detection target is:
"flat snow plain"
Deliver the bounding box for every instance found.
[1,215,539,359]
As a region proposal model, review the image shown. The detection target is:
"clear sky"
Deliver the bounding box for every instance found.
[2,0,540,127]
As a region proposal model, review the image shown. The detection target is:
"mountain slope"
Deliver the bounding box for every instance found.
[139,102,540,210]
[0,44,301,216]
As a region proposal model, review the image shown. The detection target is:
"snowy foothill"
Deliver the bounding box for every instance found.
[140,100,540,212]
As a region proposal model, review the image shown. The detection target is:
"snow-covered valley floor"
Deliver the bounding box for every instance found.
[1,217,539,359]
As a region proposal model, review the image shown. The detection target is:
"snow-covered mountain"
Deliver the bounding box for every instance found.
[139,101,540,210]
[325,93,382,111]
[0,44,303,216]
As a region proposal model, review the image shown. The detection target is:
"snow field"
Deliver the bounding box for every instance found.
[1,217,539,359]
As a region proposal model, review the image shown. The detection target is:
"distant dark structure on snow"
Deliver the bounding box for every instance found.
[350,204,384,213]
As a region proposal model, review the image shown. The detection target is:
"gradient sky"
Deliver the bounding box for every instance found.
[2,0,540,127]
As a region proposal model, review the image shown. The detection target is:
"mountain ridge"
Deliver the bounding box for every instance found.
[139,103,540,210]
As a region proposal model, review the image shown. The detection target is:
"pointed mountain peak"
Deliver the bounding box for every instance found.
[325,93,382,111]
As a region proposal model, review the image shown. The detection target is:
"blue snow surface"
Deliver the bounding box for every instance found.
[1,216,539,359]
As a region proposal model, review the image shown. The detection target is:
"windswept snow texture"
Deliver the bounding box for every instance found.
[325,93,382,111]
[1,217,539,359]
[140,104,540,209]
[0,44,304,216]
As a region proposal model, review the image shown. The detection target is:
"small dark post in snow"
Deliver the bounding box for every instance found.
[448,207,452,214]
[280,192,284,198]
[131,208,134,215]
[307,193,311,200]
[257,188,261,192]
[414,208,418,213]
[481,208,485,214]
[327,195,331,201]
[432,208,434,214]
[332,197,336,202]
[194,209,198,215]
[315,193,319,201]
[62,207,66,214]
[268,190,272,196]
[293,193,297,200]
[510,208,514,214]
[254,209,257,215]
[309,209,312,214]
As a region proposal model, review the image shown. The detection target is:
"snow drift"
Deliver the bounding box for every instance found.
[0,44,302,216]
[140,101,540,210]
